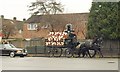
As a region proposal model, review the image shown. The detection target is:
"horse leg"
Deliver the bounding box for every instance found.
[82,51,86,57]
[100,52,104,58]
[78,51,80,57]
[78,49,82,57]
[86,49,92,58]
[91,50,97,58]
[81,48,87,58]
[78,49,85,58]
[98,48,104,58]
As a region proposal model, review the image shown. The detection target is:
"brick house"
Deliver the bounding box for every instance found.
[23,13,89,40]
[1,15,24,39]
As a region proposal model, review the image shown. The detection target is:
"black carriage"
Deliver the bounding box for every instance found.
[44,31,68,57]
[44,24,103,58]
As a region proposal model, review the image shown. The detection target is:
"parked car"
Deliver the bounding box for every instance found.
[0,44,27,57]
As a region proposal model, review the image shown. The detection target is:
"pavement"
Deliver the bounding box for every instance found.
[1,56,119,70]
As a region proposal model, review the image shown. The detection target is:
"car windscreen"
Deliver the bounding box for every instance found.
[4,44,16,48]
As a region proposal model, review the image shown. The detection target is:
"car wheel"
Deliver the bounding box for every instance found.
[10,52,15,58]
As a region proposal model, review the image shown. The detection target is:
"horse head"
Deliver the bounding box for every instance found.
[96,37,103,46]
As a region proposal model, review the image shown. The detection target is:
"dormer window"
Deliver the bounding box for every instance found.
[27,23,38,30]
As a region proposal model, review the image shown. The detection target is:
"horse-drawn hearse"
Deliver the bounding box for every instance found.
[44,24,103,58]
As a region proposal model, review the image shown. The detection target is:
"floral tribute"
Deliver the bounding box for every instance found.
[45,32,68,46]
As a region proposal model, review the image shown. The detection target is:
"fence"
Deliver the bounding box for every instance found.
[11,39,120,58]
[11,38,44,48]
[101,40,120,57]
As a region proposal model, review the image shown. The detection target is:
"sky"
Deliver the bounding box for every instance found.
[0,0,92,21]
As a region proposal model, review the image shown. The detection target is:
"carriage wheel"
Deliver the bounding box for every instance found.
[73,51,79,58]
[64,49,73,58]
[46,48,54,57]
[53,48,63,57]
[59,48,63,57]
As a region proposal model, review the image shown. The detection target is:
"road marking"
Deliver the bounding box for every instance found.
[108,61,115,63]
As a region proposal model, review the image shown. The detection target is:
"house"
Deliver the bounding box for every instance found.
[1,15,24,39]
[23,13,89,40]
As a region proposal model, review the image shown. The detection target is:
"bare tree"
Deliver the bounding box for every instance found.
[2,20,17,39]
[74,24,86,39]
[28,0,64,15]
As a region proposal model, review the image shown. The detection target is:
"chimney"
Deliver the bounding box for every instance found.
[1,15,4,19]
[13,17,17,20]
[23,18,26,21]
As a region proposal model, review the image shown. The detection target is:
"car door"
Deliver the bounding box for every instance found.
[2,44,9,55]
[3,44,12,55]
[0,44,8,55]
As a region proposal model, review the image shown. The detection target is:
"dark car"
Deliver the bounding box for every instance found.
[0,44,27,57]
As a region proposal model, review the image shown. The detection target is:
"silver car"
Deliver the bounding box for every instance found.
[0,44,27,57]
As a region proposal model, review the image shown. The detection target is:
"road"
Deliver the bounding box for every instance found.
[1,56,118,70]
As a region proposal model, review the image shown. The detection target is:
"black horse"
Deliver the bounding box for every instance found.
[77,37,104,58]
[64,29,103,58]
[77,42,91,58]
[64,41,91,58]
[64,37,103,58]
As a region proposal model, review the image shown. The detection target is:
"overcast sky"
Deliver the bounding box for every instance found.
[0,0,92,20]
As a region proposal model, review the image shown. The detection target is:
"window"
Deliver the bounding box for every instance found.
[0,44,3,49]
[41,24,49,29]
[4,44,15,49]
[27,23,38,30]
